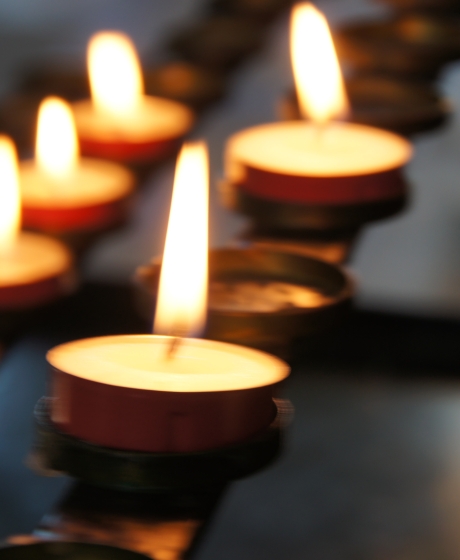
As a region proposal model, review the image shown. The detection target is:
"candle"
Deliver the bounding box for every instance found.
[222,3,413,231]
[0,136,73,310]
[48,335,287,452]
[20,97,135,234]
[72,32,195,165]
[48,142,289,453]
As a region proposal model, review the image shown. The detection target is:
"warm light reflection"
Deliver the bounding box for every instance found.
[154,142,209,338]
[88,31,144,117]
[0,136,21,254]
[290,3,348,124]
[36,97,79,179]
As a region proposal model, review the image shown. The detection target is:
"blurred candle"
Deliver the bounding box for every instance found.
[0,137,21,255]
[72,32,194,164]
[224,3,412,212]
[0,135,73,310]
[20,97,135,233]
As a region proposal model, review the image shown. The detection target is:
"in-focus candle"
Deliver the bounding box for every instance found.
[48,141,290,453]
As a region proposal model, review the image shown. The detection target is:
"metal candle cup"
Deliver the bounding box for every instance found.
[210,0,294,23]
[73,32,195,167]
[33,395,291,491]
[222,121,412,232]
[144,62,225,112]
[135,247,353,352]
[236,228,359,264]
[334,15,460,80]
[47,335,289,453]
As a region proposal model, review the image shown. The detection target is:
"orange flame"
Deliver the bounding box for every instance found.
[36,97,79,179]
[88,31,144,117]
[0,136,20,253]
[154,141,209,338]
[290,3,349,124]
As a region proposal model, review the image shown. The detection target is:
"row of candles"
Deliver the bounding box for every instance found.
[0,3,415,455]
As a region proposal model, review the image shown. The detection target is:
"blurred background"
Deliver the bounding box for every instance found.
[3,0,460,316]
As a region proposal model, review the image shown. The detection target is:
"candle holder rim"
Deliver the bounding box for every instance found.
[207,247,355,316]
[140,247,354,317]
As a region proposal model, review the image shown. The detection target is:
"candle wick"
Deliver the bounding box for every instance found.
[314,121,326,147]
[166,336,182,360]
[164,325,187,360]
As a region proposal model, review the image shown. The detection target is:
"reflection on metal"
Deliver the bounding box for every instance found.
[135,247,353,355]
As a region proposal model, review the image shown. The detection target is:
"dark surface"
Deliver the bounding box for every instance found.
[31,483,225,560]
[0,542,151,560]
[2,283,460,559]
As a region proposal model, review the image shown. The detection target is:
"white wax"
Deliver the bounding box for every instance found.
[226,121,412,180]
[47,335,289,392]
[20,159,134,207]
[0,232,71,287]
[72,96,194,143]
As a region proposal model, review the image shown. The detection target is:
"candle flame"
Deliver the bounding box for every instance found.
[88,31,144,117]
[0,136,21,254]
[36,97,79,179]
[290,3,349,124]
[154,141,209,338]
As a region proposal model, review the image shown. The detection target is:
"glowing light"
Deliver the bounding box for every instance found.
[88,31,144,116]
[154,141,209,338]
[290,3,349,124]
[0,136,21,254]
[36,97,79,179]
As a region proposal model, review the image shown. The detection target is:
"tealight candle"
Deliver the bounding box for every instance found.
[20,97,135,235]
[222,3,413,231]
[48,142,289,453]
[48,335,287,452]
[72,32,195,165]
[0,136,73,310]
